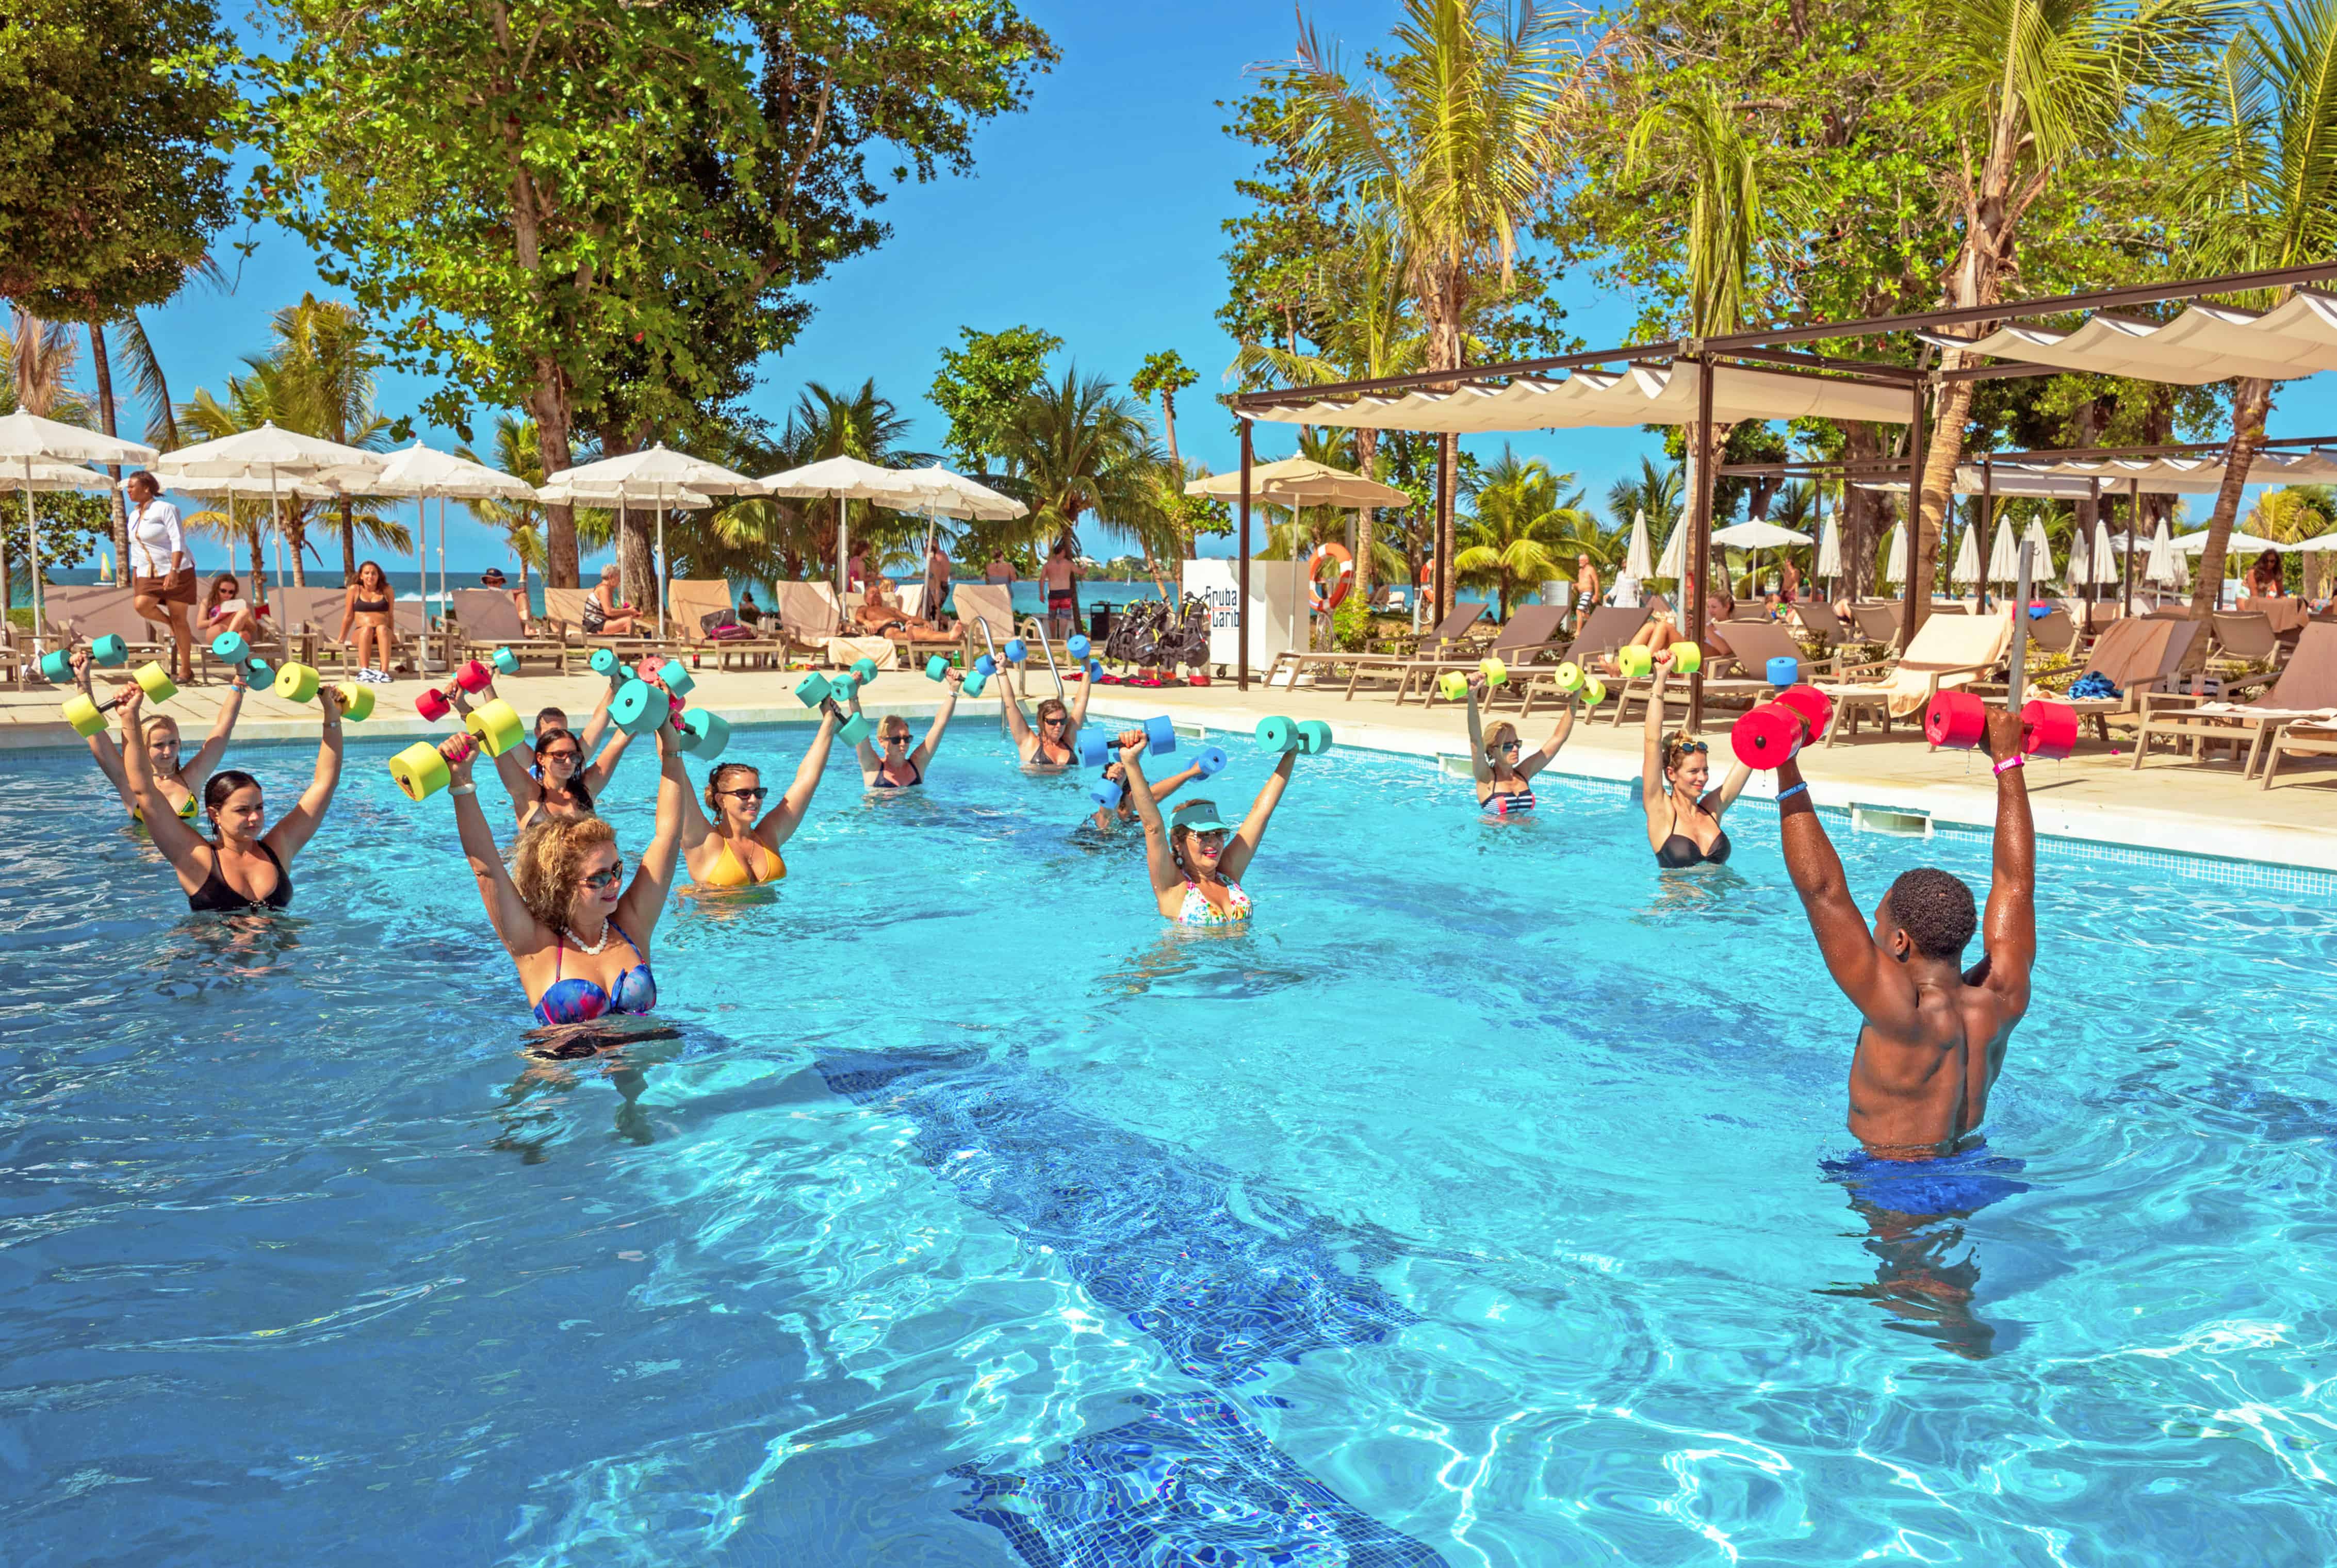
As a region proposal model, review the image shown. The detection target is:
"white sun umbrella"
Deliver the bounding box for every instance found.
[2085,517,2121,586]
[0,460,116,645]
[2144,516,2180,588]
[545,444,761,639]
[1876,522,1906,584]
[1984,517,2019,586]
[152,423,387,660]
[1710,518,1813,602]
[2021,517,2056,586]
[1816,510,1842,580]
[535,478,715,610]
[0,410,161,646]
[884,465,1028,623]
[1625,508,1655,580]
[760,455,928,605]
[1949,519,1984,587]
[377,444,541,657]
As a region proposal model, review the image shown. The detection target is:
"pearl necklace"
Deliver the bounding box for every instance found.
[567,921,612,955]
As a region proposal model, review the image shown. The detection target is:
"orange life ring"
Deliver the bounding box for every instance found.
[1309,541,1354,611]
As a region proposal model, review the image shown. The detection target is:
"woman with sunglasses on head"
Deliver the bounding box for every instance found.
[848,670,963,788]
[114,678,344,913]
[1116,730,1298,926]
[998,664,1093,769]
[677,702,844,887]
[1641,648,1751,867]
[1462,675,1577,816]
[71,645,252,826]
[426,708,687,1026]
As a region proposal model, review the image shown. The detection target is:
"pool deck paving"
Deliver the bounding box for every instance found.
[5,661,2332,875]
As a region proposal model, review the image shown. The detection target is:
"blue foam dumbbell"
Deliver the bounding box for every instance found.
[1142,715,1176,756]
[1085,659,1104,682]
[657,658,695,699]
[1075,725,1113,768]
[1767,656,1802,687]
[677,707,730,760]
[1194,745,1227,778]
[794,672,834,708]
[974,653,996,677]
[491,647,521,676]
[1088,774,1125,808]
[1004,638,1027,664]
[924,655,951,682]
[589,647,629,685]
[1067,634,1091,661]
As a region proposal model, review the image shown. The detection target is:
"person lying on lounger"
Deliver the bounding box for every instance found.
[1774,704,2037,1162]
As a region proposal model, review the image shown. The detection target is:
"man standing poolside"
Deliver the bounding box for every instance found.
[1775,706,2036,1158]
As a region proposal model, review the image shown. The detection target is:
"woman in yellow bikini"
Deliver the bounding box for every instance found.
[676,701,844,887]
[72,644,252,826]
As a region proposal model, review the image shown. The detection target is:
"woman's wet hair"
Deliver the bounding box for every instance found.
[704,761,761,812]
[1482,718,1519,760]
[1035,697,1069,729]
[511,815,618,934]
[203,769,261,833]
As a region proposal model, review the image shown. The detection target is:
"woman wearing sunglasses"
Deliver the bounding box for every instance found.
[676,702,844,887]
[1462,675,1577,816]
[998,665,1092,769]
[1642,649,1751,867]
[1116,729,1297,926]
[427,707,687,1026]
[848,670,963,789]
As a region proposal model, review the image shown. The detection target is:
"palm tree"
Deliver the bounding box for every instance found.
[1606,455,1685,537]
[4,310,88,421]
[1235,212,1427,606]
[1282,0,1574,619]
[2168,0,2337,622]
[1131,350,1201,561]
[259,295,388,577]
[992,368,1174,618]
[1453,446,1592,618]
[460,415,554,610]
[1907,0,2229,635]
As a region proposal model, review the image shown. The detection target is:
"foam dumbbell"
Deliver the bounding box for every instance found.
[43,635,128,685]
[1551,662,1587,696]
[1004,638,1027,664]
[852,657,880,686]
[924,655,952,682]
[1478,657,1509,687]
[1075,725,1114,768]
[961,668,989,697]
[1766,656,1802,687]
[656,658,695,700]
[589,647,629,686]
[838,712,873,746]
[1085,658,1104,682]
[388,738,460,801]
[1256,716,1300,754]
[1436,671,1470,701]
[1616,645,1655,678]
[1194,745,1228,777]
[610,679,669,736]
[273,662,321,703]
[413,659,494,722]
[1732,685,1834,770]
[208,631,271,688]
[1580,677,1607,708]
[331,682,375,722]
[1088,773,1126,808]
[828,674,858,705]
[795,672,834,708]
[59,662,176,737]
[1296,720,1333,756]
[974,653,996,678]
[387,709,521,802]
[1923,691,2078,761]
[1143,715,1177,755]
[1067,635,1091,661]
[676,707,731,760]
[1669,642,1703,676]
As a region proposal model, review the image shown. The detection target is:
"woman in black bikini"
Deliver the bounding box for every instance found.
[337,559,397,684]
[1462,676,1576,817]
[850,671,963,788]
[115,678,344,913]
[999,665,1093,769]
[1640,650,1750,867]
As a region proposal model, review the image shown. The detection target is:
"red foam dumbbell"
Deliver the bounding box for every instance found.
[1923,690,2079,760]
[1730,684,1834,770]
[413,659,495,723]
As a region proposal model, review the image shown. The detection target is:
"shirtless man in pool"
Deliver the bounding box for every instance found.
[1773,706,2036,1159]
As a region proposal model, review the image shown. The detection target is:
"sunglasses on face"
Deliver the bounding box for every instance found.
[724,786,769,802]
[882,732,910,745]
[1192,830,1229,846]
[581,859,626,892]
[1498,739,1522,753]
[542,750,581,766]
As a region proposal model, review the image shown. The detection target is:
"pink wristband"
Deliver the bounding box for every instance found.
[1993,753,2025,775]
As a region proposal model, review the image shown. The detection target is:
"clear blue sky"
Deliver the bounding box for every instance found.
[133,0,2332,575]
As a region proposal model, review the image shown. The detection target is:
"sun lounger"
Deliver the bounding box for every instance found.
[543,586,664,661]
[2131,622,2337,774]
[37,586,173,677]
[951,583,1020,666]
[451,588,570,675]
[661,577,794,670]
[1810,609,2013,745]
[1265,601,1488,692]
[1604,619,1836,725]
[1393,604,1571,706]
[1786,602,1854,649]
[1850,601,1901,645]
[2207,611,2283,676]
[1507,605,1661,716]
[770,581,845,656]
[2259,719,2337,788]
[1971,615,2201,745]
[2240,596,2310,636]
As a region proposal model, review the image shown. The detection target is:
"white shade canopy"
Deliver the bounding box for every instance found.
[890,464,1028,521]
[1710,518,1813,549]
[172,474,346,502]
[547,441,760,498]
[152,421,385,486]
[1816,513,1841,576]
[1245,360,1913,434]
[758,454,927,502]
[1185,455,1408,508]
[0,409,159,467]
[1625,508,1654,578]
[1656,517,1690,579]
[375,442,537,501]
[1922,290,2337,385]
[1950,521,1984,584]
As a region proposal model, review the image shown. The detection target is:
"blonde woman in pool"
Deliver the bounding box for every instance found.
[1462,675,1576,817]
[675,702,844,887]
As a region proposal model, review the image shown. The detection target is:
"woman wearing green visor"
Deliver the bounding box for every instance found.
[1116,729,1298,925]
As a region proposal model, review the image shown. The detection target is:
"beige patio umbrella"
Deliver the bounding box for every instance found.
[759,455,928,607]
[545,444,761,639]
[1186,458,1408,645]
[0,411,161,646]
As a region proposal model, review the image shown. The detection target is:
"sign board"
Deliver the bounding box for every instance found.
[1182,558,1302,674]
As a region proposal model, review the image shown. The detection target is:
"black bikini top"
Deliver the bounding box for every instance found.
[189,840,292,913]
[1656,830,1730,868]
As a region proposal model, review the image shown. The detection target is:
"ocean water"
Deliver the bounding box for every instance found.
[1,721,2332,1566]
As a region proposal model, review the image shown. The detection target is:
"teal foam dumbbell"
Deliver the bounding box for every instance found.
[962,668,989,697]
[1194,745,1228,777]
[852,656,880,685]
[1004,637,1027,664]
[1296,719,1333,756]
[491,647,521,677]
[839,712,872,746]
[924,655,951,682]
[589,647,629,685]
[1256,716,1300,754]
[677,707,730,760]
[658,658,694,700]
[828,674,858,704]
[610,678,667,736]
[46,634,129,684]
[1067,634,1091,661]
[794,672,834,708]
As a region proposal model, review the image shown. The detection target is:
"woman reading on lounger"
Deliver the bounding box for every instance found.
[1640,648,1751,867]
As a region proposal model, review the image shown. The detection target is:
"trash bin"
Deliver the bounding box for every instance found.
[1089,603,1113,640]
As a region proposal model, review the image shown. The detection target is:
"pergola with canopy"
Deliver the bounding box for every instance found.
[1227,260,2337,721]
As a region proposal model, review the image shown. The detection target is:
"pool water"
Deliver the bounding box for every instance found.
[2,722,2332,1566]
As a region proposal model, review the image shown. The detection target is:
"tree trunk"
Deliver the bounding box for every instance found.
[1909,370,1977,642]
[532,368,578,585]
[1354,426,1378,607]
[2188,376,2273,628]
[86,319,131,575]
[339,498,357,579]
[1843,421,1884,598]
[1162,393,1192,560]
[249,527,265,592]
[1435,432,1456,623]
[286,511,309,586]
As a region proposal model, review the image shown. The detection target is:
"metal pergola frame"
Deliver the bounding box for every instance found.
[1222,258,2337,724]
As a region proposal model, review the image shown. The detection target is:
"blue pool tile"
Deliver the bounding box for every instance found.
[952,1392,1447,1568]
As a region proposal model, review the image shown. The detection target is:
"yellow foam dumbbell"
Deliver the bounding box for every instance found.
[1581,676,1608,707]
[389,740,453,802]
[59,662,177,737]
[332,681,375,722]
[1478,657,1508,687]
[1670,642,1703,676]
[1616,646,1654,679]
[273,662,321,703]
[463,698,527,758]
[1551,662,1586,695]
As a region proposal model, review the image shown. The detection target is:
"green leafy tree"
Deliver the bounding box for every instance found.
[249,0,1054,587]
[992,368,1175,612]
[930,325,1061,470]
[1130,350,1202,557]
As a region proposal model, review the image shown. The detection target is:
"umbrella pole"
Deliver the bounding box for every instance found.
[438,496,450,669]
[414,495,427,665]
[656,499,666,642]
[2121,480,2136,617]
[1237,421,1252,690]
[836,493,847,610]
[271,472,288,665]
[1981,460,1995,612]
[23,464,40,653]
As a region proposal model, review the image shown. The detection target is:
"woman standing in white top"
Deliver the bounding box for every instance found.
[125,473,197,682]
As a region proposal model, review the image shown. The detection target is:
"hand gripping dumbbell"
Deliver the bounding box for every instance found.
[1730,684,1834,769]
[1437,655,1512,701]
[609,677,677,737]
[270,661,377,721]
[414,659,495,722]
[1077,715,1178,767]
[1614,642,1702,679]
[794,672,872,746]
[1923,690,2078,761]
[60,662,177,737]
[42,635,129,686]
[387,700,529,801]
[1255,716,1333,756]
[1547,663,1609,709]
[1067,634,1092,662]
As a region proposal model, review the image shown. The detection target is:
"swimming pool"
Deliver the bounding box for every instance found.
[2,721,2331,1565]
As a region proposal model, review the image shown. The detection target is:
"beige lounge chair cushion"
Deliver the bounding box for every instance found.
[1825,612,2012,717]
